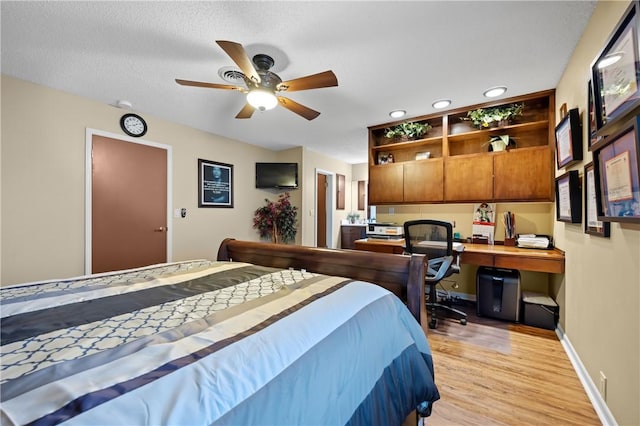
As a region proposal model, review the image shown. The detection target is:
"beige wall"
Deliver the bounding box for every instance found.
[554,1,639,424]
[0,75,351,285]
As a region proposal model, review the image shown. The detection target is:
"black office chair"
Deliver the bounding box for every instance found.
[403,219,467,329]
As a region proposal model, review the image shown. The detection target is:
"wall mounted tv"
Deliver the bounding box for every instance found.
[255,162,299,189]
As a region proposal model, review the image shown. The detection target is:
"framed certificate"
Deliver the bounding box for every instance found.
[555,170,582,223]
[591,1,640,130]
[593,115,640,223]
[584,162,610,237]
[554,108,583,169]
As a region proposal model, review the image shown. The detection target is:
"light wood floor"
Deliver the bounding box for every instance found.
[424,311,601,425]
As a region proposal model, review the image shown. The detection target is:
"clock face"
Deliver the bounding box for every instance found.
[120,113,147,137]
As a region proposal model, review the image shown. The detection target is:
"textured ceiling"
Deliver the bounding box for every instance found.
[1,1,597,164]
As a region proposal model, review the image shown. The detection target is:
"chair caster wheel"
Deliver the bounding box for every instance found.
[429,319,437,329]
[460,318,467,326]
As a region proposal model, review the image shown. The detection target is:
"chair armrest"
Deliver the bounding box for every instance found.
[426,255,455,282]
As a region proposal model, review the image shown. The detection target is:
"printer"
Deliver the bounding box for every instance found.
[366,222,404,239]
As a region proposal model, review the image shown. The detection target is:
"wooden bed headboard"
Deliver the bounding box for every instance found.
[217,238,427,325]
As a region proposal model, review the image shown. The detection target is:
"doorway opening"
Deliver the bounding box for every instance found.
[315,169,334,248]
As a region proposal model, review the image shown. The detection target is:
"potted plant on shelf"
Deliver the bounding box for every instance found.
[483,135,515,152]
[462,103,524,129]
[384,121,432,141]
[252,192,298,243]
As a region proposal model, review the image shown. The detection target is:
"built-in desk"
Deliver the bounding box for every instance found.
[353,239,565,274]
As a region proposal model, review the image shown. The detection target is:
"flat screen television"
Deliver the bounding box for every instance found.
[255,162,299,189]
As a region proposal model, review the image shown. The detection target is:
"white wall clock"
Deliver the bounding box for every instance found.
[120,113,147,137]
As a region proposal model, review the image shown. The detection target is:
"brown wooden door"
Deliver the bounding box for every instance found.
[403,159,444,202]
[493,146,553,201]
[316,173,327,247]
[444,155,493,201]
[92,135,167,273]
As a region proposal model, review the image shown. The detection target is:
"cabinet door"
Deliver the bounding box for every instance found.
[403,159,444,202]
[493,146,553,201]
[369,164,404,204]
[444,155,493,201]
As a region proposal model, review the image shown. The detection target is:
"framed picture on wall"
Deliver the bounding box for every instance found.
[591,1,640,130]
[555,170,582,223]
[198,158,234,208]
[588,80,602,150]
[555,108,583,169]
[584,162,611,237]
[593,115,640,223]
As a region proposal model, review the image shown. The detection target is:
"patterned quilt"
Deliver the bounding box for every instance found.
[1,260,439,425]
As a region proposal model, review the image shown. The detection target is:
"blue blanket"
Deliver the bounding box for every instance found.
[1,260,439,425]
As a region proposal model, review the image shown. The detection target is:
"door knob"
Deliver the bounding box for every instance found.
[154,227,166,232]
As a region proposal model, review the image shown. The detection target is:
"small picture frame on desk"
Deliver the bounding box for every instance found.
[555,170,582,223]
[592,115,640,223]
[584,162,611,237]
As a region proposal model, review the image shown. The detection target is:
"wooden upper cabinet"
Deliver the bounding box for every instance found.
[367,89,556,204]
[404,159,444,202]
[368,163,404,204]
[493,146,553,201]
[444,155,493,201]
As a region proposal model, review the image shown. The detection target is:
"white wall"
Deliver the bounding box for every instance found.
[0,75,351,285]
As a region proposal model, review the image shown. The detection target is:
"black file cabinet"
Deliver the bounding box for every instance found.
[476,267,521,322]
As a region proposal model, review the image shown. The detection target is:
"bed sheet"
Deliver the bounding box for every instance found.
[1,260,439,425]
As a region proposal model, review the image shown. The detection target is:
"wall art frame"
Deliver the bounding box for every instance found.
[555,107,583,169]
[198,158,234,208]
[588,80,602,150]
[591,1,640,131]
[555,170,582,223]
[584,162,611,237]
[593,115,640,223]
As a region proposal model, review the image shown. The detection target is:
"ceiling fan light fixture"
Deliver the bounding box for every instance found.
[389,109,406,118]
[247,89,278,111]
[432,99,451,109]
[483,86,507,98]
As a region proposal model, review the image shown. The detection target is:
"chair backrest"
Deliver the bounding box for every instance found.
[403,220,453,259]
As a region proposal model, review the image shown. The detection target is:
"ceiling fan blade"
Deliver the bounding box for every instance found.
[277,96,321,120]
[216,40,261,84]
[235,103,256,119]
[278,70,338,92]
[175,79,242,91]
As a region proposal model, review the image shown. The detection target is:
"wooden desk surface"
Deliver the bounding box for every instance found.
[353,239,565,274]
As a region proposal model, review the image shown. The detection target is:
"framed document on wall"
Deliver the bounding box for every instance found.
[555,170,582,223]
[591,1,640,130]
[584,162,610,237]
[593,115,640,223]
[555,108,583,169]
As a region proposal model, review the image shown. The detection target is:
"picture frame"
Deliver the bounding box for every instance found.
[555,170,582,223]
[584,162,611,237]
[198,158,233,208]
[591,1,640,131]
[593,115,640,223]
[587,80,602,150]
[555,108,583,169]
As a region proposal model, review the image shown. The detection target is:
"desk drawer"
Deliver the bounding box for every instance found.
[494,255,564,274]
[462,252,493,266]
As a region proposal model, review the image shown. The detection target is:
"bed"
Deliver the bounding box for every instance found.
[1,239,439,425]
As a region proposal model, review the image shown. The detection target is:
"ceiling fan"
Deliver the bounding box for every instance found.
[176,40,338,120]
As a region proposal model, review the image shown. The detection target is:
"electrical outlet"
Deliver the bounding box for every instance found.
[599,371,607,400]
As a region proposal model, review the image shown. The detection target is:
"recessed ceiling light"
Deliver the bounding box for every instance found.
[432,99,451,109]
[389,110,406,118]
[484,86,507,98]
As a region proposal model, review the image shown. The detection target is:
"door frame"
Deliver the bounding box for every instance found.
[314,168,335,248]
[84,128,173,274]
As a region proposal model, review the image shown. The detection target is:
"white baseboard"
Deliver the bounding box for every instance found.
[555,325,617,426]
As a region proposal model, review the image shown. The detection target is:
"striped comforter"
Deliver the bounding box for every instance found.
[1,260,440,425]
